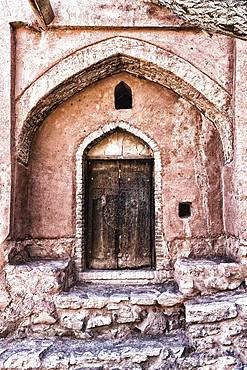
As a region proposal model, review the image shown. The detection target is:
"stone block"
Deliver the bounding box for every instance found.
[135,311,167,335]
[61,311,87,330]
[0,288,11,310]
[109,294,129,303]
[0,340,53,370]
[115,304,141,324]
[5,260,74,298]
[86,314,112,329]
[187,323,221,339]
[83,296,109,309]
[98,349,121,362]
[157,290,185,307]
[55,292,87,309]
[3,352,41,369]
[130,292,158,305]
[175,258,247,295]
[235,295,247,318]
[0,333,188,369]
[221,323,243,337]
[32,312,57,325]
[186,300,238,324]
[107,303,120,310]
[120,346,161,364]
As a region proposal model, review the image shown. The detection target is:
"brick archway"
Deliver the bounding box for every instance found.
[75,121,168,272]
[16,36,233,165]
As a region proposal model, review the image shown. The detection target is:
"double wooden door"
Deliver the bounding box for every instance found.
[86,159,154,269]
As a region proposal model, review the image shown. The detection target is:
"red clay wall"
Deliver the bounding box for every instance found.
[15,27,234,104]
[15,72,224,262]
[3,1,244,267]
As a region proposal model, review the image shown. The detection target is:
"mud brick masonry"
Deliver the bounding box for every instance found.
[0,0,247,369]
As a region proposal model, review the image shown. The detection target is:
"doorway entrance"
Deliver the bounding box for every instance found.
[85,129,154,270]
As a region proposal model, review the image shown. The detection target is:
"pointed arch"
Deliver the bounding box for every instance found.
[75,121,168,271]
[16,36,233,165]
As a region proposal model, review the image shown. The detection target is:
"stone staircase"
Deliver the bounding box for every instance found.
[53,282,185,340]
[1,257,247,369]
[0,334,188,370]
[0,259,191,369]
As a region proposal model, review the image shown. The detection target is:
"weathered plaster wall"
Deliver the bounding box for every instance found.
[15,27,234,99]
[0,23,12,265]
[13,163,29,239]
[14,73,224,262]
[221,39,247,262]
[15,37,233,167]
[235,40,247,242]
[0,2,247,367]
[1,0,245,260]
[0,0,184,255]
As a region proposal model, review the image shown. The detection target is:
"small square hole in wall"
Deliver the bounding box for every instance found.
[179,202,192,218]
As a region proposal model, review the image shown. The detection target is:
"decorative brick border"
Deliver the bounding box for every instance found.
[75,121,168,272]
[16,36,233,165]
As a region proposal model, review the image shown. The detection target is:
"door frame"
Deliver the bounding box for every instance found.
[74,122,167,274]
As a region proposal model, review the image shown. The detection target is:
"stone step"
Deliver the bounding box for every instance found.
[0,333,188,370]
[175,257,247,296]
[5,259,76,297]
[51,282,186,340]
[79,269,171,284]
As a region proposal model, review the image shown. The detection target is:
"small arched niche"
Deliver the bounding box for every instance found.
[114,81,132,109]
[85,129,155,270]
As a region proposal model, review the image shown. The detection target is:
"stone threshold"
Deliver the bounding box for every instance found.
[55,281,185,309]
[0,333,187,370]
[79,269,172,284]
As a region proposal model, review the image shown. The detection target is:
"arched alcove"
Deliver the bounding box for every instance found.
[84,129,154,270]
[13,72,226,276]
[75,122,165,273]
[16,37,233,166]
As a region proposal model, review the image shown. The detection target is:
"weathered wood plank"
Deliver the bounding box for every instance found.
[28,0,54,29]
[118,160,153,269]
[87,160,119,269]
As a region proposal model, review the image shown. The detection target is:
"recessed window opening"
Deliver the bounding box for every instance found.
[179,202,192,218]
[115,81,132,109]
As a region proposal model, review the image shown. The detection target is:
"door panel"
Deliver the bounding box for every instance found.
[87,159,153,270]
[87,161,119,269]
[118,161,152,268]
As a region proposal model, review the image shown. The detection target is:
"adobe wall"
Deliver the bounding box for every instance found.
[10,19,237,267]
[1,0,246,261]
[0,2,247,368]
[235,40,247,242]
[0,0,244,269]
[0,0,187,255]
[15,27,234,100]
[13,73,224,265]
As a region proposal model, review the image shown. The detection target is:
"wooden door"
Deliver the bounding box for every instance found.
[87,159,153,269]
